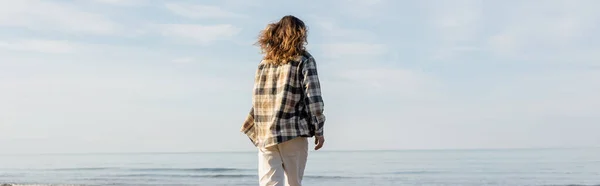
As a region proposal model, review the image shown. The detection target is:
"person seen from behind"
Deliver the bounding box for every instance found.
[241,15,326,186]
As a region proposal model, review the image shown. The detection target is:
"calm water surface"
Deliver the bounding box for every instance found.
[1,148,599,186]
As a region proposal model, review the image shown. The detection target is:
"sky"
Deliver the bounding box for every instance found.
[0,0,599,154]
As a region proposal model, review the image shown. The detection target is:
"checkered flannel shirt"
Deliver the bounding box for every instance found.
[241,52,325,148]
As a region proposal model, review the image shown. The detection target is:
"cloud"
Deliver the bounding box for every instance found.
[484,1,600,63]
[312,18,376,41]
[165,3,245,19]
[487,32,518,56]
[0,62,250,153]
[171,57,195,64]
[335,68,438,95]
[423,0,600,64]
[423,0,483,60]
[0,40,78,54]
[320,43,387,59]
[1,0,598,153]
[0,0,117,35]
[89,0,145,6]
[427,0,482,43]
[158,24,241,45]
[450,68,600,134]
[324,67,600,150]
[431,46,482,60]
[334,0,387,19]
[310,17,387,63]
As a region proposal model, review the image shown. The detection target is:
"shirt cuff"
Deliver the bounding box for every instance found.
[315,129,324,137]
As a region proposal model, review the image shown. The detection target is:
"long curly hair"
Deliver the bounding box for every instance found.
[256,15,308,65]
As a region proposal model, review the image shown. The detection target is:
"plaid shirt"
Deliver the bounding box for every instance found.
[241,52,325,148]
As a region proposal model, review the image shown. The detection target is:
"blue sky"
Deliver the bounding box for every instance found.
[0,0,599,153]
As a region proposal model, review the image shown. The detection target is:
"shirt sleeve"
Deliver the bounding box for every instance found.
[241,107,254,133]
[241,106,257,145]
[301,56,326,136]
[241,65,259,135]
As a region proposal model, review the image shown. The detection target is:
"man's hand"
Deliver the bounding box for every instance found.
[314,136,325,150]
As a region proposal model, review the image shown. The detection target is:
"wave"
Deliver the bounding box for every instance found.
[1,184,84,186]
[304,175,358,179]
[51,167,250,172]
[52,167,117,171]
[115,173,255,178]
[392,171,443,174]
[113,173,355,179]
[542,185,600,186]
[4,183,598,186]
[129,168,250,172]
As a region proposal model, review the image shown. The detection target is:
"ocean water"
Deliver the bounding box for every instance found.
[1,148,599,186]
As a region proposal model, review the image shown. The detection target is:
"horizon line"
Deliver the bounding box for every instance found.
[1,146,598,156]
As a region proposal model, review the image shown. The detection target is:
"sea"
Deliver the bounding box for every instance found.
[1,148,599,186]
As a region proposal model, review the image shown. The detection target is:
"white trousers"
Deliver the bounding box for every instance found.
[258,137,308,186]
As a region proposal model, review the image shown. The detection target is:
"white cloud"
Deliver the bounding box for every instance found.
[90,0,145,6]
[334,0,386,19]
[310,17,387,62]
[312,18,376,41]
[0,0,117,35]
[485,1,600,63]
[336,68,437,95]
[431,46,482,60]
[427,0,482,43]
[325,67,600,150]
[423,0,483,60]
[0,61,251,153]
[171,57,195,64]
[165,3,245,19]
[487,32,518,56]
[479,69,600,119]
[320,43,387,59]
[424,0,600,63]
[1,0,598,153]
[158,24,241,45]
[0,40,77,54]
